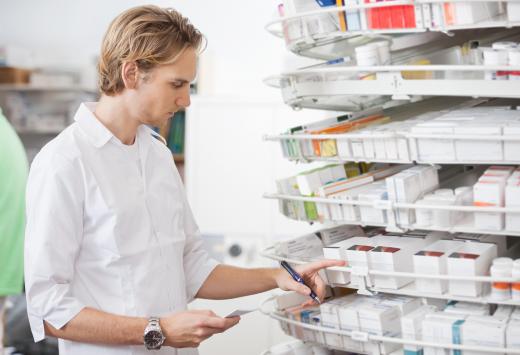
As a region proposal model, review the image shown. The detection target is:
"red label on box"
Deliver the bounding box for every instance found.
[416,250,445,257]
[372,246,400,253]
[348,244,374,252]
[449,252,480,260]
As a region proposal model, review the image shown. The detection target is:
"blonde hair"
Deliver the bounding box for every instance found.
[98,5,204,96]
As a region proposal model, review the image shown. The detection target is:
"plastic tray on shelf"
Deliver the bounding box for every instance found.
[265,64,520,112]
[265,129,520,165]
[261,246,520,307]
[260,296,520,355]
[264,192,520,237]
[268,0,520,60]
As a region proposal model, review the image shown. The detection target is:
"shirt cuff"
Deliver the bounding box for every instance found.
[28,299,85,342]
[186,258,219,302]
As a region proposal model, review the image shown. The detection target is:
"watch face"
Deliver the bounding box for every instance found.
[144,330,164,348]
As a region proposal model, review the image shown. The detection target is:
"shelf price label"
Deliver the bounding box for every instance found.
[351,331,369,342]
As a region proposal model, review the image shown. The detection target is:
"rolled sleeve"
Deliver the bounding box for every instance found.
[180,188,219,302]
[24,152,85,342]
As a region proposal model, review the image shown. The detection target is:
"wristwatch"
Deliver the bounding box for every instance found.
[143,317,166,350]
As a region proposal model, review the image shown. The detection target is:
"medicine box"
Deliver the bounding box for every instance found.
[323,241,351,286]
[505,182,520,232]
[443,301,490,316]
[358,181,388,225]
[454,125,503,162]
[422,313,467,355]
[413,240,465,294]
[447,242,497,297]
[369,235,439,289]
[473,178,507,231]
[357,304,401,354]
[380,295,422,316]
[344,237,378,288]
[462,316,507,355]
[401,305,437,355]
[506,320,520,349]
[452,233,508,256]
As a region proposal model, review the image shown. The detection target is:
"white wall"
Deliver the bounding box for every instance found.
[0,0,300,97]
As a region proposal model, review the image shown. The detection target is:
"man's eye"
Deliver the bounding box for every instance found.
[171,82,185,89]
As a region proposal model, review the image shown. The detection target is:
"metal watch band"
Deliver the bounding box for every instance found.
[144,316,165,350]
[149,317,160,327]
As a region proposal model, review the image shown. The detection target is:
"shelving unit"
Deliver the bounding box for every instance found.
[157,110,186,180]
[261,246,520,306]
[260,296,520,355]
[0,83,98,162]
[266,0,520,60]
[263,192,520,235]
[261,1,520,354]
[264,65,520,111]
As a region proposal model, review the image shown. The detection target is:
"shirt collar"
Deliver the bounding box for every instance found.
[74,103,157,165]
[74,102,114,148]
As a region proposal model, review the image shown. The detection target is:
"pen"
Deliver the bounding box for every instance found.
[280,261,321,304]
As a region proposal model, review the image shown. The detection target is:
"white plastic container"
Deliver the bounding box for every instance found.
[483,49,509,80]
[355,43,380,66]
[490,257,513,301]
[513,259,520,301]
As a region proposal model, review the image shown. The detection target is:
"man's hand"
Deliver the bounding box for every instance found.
[274,259,346,305]
[160,310,240,348]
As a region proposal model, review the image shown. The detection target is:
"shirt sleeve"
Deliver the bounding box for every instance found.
[24,152,86,342]
[176,171,219,303]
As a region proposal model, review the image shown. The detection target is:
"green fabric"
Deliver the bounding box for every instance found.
[0,108,28,296]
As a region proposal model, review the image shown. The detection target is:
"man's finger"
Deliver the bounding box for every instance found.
[199,316,227,329]
[300,259,346,274]
[313,272,327,301]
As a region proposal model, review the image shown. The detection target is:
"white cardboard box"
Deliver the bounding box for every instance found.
[422,313,467,355]
[462,316,507,355]
[506,320,520,349]
[505,182,520,232]
[447,242,497,297]
[401,305,437,355]
[473,177,507,231]
[413,240,465,294]
[369,234,440,289]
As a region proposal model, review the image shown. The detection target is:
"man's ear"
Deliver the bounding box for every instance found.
[121,61,139,90]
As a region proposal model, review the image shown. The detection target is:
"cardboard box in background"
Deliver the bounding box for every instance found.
[0,67,31,84]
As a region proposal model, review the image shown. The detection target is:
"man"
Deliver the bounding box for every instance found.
[0,107,28,353]
[24,5,344,355]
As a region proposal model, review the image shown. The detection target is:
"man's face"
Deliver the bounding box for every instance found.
[126,47,197,127]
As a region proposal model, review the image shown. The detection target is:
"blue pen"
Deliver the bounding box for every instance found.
[280,261,321,304]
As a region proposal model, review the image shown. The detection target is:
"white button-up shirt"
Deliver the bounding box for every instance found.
[24,103,218,355]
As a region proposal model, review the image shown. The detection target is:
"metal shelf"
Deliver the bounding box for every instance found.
[260,296,520,355]
[264,192,520,237]
[264,130,520,165]
[266,65,520,111]
[261,246,520,307]
[267,0,520,60]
